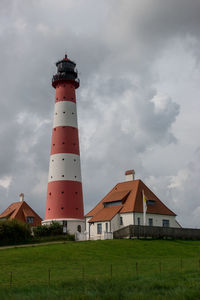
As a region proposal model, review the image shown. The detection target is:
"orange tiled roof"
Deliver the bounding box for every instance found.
[85,179,176,219]
[0,201,42,226]
[89,205,122,222]
[103,190,130,203]
[0,202,23,219]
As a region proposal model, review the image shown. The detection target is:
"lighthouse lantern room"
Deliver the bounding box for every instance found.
[42,55,85,234]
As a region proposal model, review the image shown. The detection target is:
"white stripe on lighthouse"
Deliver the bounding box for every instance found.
[53,101,78,128]
[48,153,82,182]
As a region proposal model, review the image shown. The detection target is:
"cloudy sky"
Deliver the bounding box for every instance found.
[0,0,200,228]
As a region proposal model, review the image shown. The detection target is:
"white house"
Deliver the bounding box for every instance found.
[85,170,181,240]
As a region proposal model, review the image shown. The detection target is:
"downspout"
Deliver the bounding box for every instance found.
[89,222,91,240]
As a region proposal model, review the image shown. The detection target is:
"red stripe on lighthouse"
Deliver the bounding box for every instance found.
[45,181,84,219]
[55,83,76,103]
[51,126,80,155]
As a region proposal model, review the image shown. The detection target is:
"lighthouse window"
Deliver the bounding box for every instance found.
[62,158,64,161]
[62,175,64,177]
[62,142,65,144]
[75,176,77,178]
[53,144,55,146]
[72,112,74,115]
[74,159,76,162]
[63,96,66,99]
[61,207,64,210]
[49,192,51,195]
[51,176,53,178]
[54,128,56,131]
[52,159,54,162]
[63,111,66,114]
[61,191,64,194]
[48,208,50,210]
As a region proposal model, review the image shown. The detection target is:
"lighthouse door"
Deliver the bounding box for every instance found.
[63,221,67,233]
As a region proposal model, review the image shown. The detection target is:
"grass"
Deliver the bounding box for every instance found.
[0,239,200,299]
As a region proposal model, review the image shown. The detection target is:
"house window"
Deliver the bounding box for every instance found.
[162,219,169,227]
[149,218,153,226]
[97,223,102,234]
[120,216,123,225]
[27,216,34,224]
[137,217,140,225]
[105,223,108,233]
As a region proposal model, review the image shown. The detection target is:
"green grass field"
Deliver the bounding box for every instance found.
[0,239,200,299]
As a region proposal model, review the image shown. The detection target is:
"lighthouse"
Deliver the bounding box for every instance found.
[42,55,85,234]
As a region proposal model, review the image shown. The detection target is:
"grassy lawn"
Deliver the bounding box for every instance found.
[0,239,199,299]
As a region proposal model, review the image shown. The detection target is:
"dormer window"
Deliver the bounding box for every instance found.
[104,200,122,207]
[146,200,155,205]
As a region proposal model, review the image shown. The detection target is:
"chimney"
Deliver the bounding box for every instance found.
[125,170,135,181]
[19,193,24,202]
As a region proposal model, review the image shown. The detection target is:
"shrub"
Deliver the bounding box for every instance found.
[0,219,31,245]
[33,222,63,237]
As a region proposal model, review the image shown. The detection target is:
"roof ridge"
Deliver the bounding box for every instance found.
[11,201,24,218]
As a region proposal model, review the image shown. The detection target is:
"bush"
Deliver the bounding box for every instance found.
[33,222,63,237]
[0,219,31,245]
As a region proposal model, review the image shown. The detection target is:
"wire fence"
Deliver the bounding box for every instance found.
[0,258,200,289]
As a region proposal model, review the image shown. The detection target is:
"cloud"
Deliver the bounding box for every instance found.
[0,0,199,228]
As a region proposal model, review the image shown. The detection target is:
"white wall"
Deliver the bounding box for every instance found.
[85,212,180,240]
[134,212,181,228]
[119,213,134,227]
[42,219,85,235]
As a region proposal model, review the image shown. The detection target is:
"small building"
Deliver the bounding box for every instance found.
[0,193,42,227]
[85,170,180,240]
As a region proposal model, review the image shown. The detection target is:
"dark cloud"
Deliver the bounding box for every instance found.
[0,0,199,227]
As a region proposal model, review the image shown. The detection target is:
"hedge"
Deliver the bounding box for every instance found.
[0,219,31,245]
[33,222,63,237]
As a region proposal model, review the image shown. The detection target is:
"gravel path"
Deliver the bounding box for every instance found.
[0,241,66,250]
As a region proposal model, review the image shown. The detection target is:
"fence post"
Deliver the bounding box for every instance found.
[10,271,12,288]
[159,262,161,274]
[48,269,51,286]
[110,264,112,279]
[82,265,85,281]
[136,262,138,278]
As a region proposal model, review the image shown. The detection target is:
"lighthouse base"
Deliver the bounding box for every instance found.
[42,218,85,235]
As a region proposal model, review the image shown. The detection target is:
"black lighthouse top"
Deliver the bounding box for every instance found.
[52,54,79,89]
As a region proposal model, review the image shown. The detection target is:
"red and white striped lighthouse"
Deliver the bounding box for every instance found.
[43,55,84,234]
